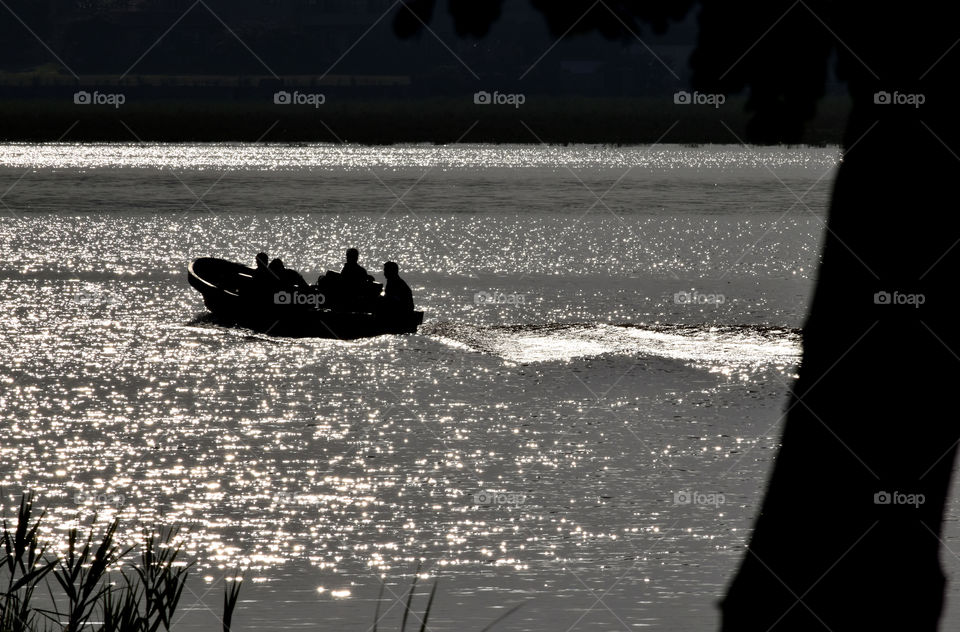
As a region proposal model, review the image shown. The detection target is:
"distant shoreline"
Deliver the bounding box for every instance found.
[0,96,850,145]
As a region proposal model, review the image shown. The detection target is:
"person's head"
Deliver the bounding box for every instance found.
[255,252,269,268]
[383,261,399,279]
[345,248,359,263]
[269,258,285,272]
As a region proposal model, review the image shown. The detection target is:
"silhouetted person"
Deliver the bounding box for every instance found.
[247,252,278,303]
[253,252,271,283]
[381,261,414,313]
[341,248,375,283]
[269,258,308,290]
[267,258,284,282]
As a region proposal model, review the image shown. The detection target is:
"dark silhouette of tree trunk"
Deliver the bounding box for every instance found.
[398,1,960,628]
[695,3,960,629]
[719,96,960,631]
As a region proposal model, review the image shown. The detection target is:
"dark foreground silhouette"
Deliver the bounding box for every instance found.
[401,1,960,629]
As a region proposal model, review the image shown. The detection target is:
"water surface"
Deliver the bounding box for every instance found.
[0,143,875,630]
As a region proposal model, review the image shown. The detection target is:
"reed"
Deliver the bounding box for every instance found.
[221,572,243,632]
[1,493,522,631]
[371,563,522,632]
[1,493,56,632]
[0,493,211,632]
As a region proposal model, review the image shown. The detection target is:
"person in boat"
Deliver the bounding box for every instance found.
[341,248,375,283]
[253,252,271,283]
[381,261,414,313]
[249,252,280,301]
[269,258,309,290]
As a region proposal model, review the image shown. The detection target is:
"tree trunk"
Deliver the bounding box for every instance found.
[720,93,960,630]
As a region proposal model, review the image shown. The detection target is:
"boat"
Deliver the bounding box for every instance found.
[188,257,424,339]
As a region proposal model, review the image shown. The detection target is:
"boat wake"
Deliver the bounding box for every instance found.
[185,314,802,371]
[423,322,802,368]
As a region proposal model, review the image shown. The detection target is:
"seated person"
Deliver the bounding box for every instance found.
[341,248,375,283]
[381,261,414,313]
[253,252,270,279]
[269,258,309,290]
[250,252,274,295]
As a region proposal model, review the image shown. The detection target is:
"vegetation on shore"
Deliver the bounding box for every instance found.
[1,493,204,632]
[0,96,850,145]
[1,493,519,631]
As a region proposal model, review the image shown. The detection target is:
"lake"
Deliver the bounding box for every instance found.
[4,143,931,631]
